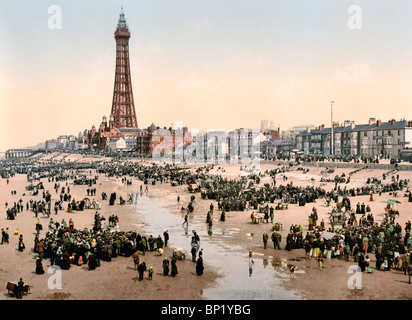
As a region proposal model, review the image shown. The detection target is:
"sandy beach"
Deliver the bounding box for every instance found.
[1,153,411,300]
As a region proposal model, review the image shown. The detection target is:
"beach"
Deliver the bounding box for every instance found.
[1,153,411,300]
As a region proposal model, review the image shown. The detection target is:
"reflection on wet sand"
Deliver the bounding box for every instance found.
[134,194,300,300]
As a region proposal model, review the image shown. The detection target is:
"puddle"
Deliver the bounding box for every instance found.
[133,194,301,300]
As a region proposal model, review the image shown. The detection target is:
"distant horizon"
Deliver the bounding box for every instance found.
[2,1,412,152]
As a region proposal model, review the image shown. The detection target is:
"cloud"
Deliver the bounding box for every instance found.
[335,63,371,84]
[184,18,211,32]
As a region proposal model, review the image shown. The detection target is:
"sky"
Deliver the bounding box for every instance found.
[1,0,412,151]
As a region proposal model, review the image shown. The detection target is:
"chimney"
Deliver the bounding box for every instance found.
[408,121,412,128]
[307,127,311,133]
[344,120,351,127]
[368,117,376,125]
[319,124,325,130]
[389,119,396,125]
[332,122,339,129]
[376,120,381,127]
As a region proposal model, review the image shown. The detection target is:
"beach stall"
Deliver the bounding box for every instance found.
[329,211,346,229]
[6,281,32,297]
[321,231,338,240]
[384,199,400,217]
[188,184,198,193]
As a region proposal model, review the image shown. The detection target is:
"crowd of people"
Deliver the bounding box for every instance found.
[2,153,412,300]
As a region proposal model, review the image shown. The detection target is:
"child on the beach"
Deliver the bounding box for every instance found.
[290,265,296,278]
[148,267,154,280]
[317,258,323,270]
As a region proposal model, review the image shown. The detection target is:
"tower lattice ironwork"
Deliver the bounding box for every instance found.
[111,8,138,128]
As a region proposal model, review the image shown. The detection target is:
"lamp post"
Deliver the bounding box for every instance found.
[331,101,335,157]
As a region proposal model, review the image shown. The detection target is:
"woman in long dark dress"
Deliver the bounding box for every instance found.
[162,258,170,276]
[88,253,97,270]
[171,258,178,277]
[196,256,204,276]
[18,238,25,252]
[35,258,45,274]
[220,210,225,222]
[60,252,71,270]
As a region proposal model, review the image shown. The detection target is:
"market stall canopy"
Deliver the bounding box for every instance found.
[320,231,338,240]
[385,200,401,204]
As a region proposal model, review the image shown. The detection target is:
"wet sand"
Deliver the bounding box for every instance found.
[0,154,217,300]
[1,153,412,300]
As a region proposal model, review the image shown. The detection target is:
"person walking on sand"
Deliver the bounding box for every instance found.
[317,258,323,270]
[18,235,25,252]
[162,257,170,276]
[263,232,268,249]
[249,259,254,277]
[69,218,74,229]
[15,278,24,299]
[191,244,197,262]
[171,258,178,277]
[290,265,296,278]
[182,214,188,227]
[304,240,311,260]
[137,262,147,281]
[132,251,140,270]
[196,256,204,276]
[163,230,169,247]
[148,266,154,280]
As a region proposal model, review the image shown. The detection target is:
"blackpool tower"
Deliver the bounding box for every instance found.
[110,8,138,128]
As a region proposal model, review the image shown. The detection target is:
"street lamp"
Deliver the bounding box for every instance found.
[331,101,335,156]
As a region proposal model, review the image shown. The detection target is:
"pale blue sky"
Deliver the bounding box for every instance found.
[1,0,412,150]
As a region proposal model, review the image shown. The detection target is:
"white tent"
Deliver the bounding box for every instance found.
[321,231,338,240]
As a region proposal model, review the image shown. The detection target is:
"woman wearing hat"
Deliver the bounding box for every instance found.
[196,256,204,276]
[312,239,320,258]
[162,257,170,276]
[171,258,178,277]
[138,262,147,281]
[163,230,169,247]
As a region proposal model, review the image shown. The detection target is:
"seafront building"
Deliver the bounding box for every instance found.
[296,118,412,158]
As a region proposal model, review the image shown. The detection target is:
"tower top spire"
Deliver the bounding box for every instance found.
[117,6,128,29]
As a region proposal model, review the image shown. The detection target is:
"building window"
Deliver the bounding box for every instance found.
[398,130,401,136]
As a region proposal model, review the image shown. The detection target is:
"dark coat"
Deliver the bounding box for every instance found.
[196,257,204,275]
